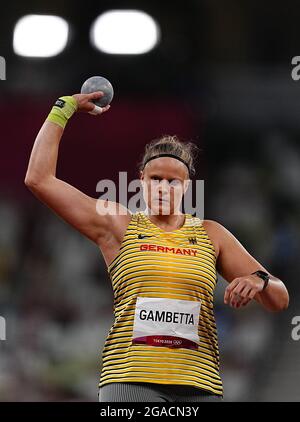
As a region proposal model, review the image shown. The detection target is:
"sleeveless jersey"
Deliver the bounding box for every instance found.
[99,211,223,396]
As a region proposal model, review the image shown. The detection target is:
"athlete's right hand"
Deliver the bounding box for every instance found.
[72,92,111,115]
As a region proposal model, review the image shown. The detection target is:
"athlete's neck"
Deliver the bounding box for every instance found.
[144,207,185,231]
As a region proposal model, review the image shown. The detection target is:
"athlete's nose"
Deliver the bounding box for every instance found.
[158,179,170,196]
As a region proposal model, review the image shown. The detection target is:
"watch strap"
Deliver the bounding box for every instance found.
[251,270,270,291]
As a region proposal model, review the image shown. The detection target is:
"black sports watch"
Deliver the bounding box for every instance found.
[251,270,270,291]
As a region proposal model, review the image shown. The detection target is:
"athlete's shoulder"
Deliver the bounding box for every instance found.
[202,219,232,239]
[202,219,223,231]
[190,216,224,232]
[199,220,228,259]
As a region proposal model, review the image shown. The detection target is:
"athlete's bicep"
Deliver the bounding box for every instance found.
[26,176,126,244]
[208,221,268,282]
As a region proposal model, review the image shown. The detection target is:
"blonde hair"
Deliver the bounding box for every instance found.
[139,135,199,177]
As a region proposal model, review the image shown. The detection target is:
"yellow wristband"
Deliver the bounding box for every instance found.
[46,96,78,129]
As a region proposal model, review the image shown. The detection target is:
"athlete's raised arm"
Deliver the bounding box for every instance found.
[24,93,130,246]
[203,220,289,312]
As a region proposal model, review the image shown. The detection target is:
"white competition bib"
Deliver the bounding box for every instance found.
[132,297,201,350]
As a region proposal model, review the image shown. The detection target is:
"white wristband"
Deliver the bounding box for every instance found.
[88,105,103,115]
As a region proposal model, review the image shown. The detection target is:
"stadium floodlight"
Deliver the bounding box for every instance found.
[13,15,69,57]
[90,10,160,55]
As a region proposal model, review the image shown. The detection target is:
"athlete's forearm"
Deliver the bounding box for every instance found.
[25,92,109,188]
[25,121,64,186]
[256,276,289,312]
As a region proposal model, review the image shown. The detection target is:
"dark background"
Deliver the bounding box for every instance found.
[0,0,299,401]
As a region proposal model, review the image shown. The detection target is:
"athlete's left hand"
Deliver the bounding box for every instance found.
[224,274,265,309]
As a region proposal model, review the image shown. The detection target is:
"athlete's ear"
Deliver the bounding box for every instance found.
[140,170,144,181]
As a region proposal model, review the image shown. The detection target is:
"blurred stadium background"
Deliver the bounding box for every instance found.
[0,0,300,401]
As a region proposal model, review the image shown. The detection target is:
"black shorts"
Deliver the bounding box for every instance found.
[98,382,223,402]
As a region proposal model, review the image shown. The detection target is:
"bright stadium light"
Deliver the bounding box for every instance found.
[13,15,69,57]
[90,10,160,55]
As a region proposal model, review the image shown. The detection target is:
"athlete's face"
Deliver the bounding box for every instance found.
[140,157,190,215]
